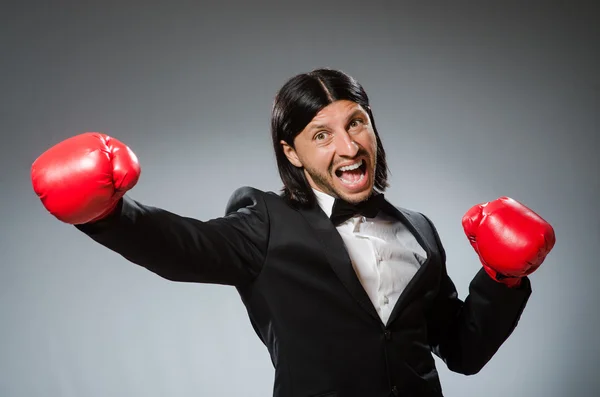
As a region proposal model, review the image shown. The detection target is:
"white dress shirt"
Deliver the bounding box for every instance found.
[313,189,428,325]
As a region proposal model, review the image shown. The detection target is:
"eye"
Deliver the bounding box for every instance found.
[314,131,329,141]
[349,118,364,129]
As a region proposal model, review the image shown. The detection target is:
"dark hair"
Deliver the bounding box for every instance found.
[271,68,389,208]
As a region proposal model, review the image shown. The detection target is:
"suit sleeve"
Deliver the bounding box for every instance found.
[74,186,270,286]
[423,214,532,375]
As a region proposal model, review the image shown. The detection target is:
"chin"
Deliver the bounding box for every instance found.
[342,190,373,203]
[333,182,374,203]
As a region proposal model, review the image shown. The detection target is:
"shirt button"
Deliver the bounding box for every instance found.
[383,296,389,305]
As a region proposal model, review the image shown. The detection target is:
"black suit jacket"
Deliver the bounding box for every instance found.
[76,186,531,397]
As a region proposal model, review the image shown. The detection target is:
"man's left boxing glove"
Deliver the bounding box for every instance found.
[462,196,556,288]
[31,132,141,225]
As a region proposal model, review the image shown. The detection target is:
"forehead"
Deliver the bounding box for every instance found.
[308,100,367,125]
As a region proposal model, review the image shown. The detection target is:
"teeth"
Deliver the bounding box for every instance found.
[338,159,363,172]
[340,173,365,185]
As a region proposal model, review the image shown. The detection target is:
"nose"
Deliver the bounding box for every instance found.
[334,130,359,157]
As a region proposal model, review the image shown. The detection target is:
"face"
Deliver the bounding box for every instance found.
[281,100,378,204]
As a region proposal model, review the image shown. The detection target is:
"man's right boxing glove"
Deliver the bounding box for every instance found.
[31,132,141,225]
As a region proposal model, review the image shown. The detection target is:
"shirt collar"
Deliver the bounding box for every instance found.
[312,188,336,218]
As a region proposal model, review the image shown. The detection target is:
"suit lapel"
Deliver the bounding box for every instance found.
[298,203,382,324]
[296,197,438,327]
[379,201,436,326]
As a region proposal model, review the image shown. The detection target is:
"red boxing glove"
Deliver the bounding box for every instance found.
[462,196,556,288]
[31,132,141,224]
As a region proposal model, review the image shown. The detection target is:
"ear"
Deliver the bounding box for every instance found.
[280,140,303,168]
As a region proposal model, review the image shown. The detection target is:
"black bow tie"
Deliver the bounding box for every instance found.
[330,193,386,226]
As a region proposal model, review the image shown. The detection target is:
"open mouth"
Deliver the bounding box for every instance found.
[334,159,368,186]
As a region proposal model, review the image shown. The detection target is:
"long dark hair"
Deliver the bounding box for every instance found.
[271,68,389,208]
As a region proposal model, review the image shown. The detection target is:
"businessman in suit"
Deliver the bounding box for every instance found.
[31,68,555,396]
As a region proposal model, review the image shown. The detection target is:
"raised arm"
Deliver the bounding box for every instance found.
[31,132,269,286]
[424,197,555,374]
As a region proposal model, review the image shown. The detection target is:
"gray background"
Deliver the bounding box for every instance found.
[2,1,598,396]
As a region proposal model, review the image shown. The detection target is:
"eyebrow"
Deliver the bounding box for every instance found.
[308,108,367,131]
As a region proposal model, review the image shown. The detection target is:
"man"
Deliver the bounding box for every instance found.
[31,68,555,396]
